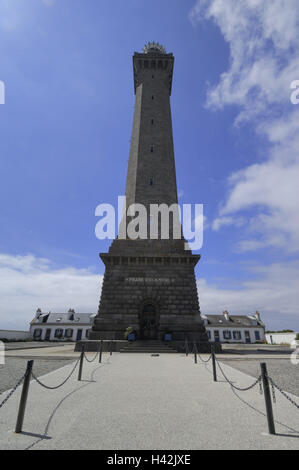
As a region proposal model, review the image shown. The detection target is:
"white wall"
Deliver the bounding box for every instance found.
[266,332,297,345]
[0,330,31,341]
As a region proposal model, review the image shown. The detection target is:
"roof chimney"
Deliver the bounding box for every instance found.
[223,310,230,321]
[35,308,41,319]
[254,311,261,322]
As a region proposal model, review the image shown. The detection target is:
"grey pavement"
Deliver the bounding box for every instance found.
[0,352,298,450]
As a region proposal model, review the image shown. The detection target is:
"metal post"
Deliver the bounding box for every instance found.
[193,343,197,364]
[185,338,189,357]
[99,340,103,363]
[15,360,34,434]
[260,362,275,435]
[78,345,85,381]
[109,340,113,356]
[211,346,217,382]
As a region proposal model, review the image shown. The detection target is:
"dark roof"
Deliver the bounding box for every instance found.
[203,314,264,328]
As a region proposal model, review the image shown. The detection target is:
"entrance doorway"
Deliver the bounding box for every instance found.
[45,329,51,341]
[140,303,159,340]
[245,331,251,344]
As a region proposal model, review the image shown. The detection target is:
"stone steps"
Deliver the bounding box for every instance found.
[120,348,177,353]
[120,341,178,354]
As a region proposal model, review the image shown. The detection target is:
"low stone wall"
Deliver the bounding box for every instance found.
[75,340,221,353]
[0,330,31,341]
[75,340,127,352]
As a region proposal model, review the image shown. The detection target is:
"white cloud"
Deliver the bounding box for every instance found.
[0,254,102,330]
[198,261,299,330]
[191,0,299,252]
[212,216,245,231]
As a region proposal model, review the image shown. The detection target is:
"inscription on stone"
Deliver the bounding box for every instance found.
[125,277,172,284]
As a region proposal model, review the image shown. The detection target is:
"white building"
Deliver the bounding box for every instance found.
[266,332,298,348]
[202,311,265,344]
[30,308,266,344]
[30,309,96,342]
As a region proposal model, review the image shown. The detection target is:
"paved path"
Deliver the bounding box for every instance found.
[0,352,298,450]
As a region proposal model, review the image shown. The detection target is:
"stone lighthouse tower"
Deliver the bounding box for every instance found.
[89,42,210,351]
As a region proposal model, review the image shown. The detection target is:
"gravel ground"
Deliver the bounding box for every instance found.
[0,357,75,393]
[220,359,299,397]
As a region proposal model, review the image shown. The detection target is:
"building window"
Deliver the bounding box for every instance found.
[85,330,89,339]
[33,329,42,339]
[207,330,211,340]
[65,328,73,339]
[255,331,261,341]
[223,330,232,340]
[245,331,251,343]
[55,328,64,339]
[233,331,241,340]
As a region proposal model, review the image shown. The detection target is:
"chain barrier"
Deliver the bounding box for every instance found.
[198,353,212,363]
[31,357,80,390]
[0,373,25,410]
[268,376,299,411]
[258,377,263,395]
[83,350,99,363]
[215,357,262,392]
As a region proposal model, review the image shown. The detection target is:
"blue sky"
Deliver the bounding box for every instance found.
[0,0,298,331]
